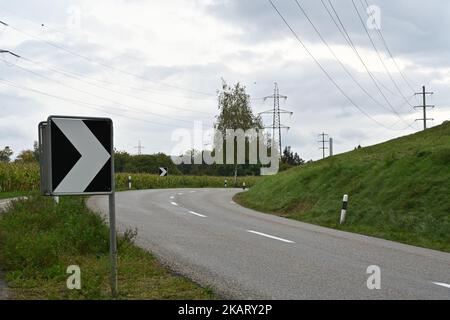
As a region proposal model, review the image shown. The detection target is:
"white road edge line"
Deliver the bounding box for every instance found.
[188,210,207,218]
[246,230,295,244]
[432,282,450,289]
[170,201,178,206]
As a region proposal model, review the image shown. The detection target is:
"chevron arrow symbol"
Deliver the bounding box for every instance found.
[53,118,110,193]
[159,167,167,176]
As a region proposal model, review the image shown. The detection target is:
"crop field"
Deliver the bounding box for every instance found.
[0,162,261,193]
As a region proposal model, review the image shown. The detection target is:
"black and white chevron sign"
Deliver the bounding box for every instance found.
[42,116,113,195]
[159,167,168,177]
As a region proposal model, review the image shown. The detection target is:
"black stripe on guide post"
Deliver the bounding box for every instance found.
[342,201,348,210]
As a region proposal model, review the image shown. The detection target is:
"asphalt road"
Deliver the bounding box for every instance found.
[88,188,450,299]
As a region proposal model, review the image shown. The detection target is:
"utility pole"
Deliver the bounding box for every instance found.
[134,140,144,155]
[259,82,293,157]
[414,86,434,130]
[318,132,329,159]
[329,137,333,157]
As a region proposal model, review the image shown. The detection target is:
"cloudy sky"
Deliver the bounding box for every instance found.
[0,0,449,161]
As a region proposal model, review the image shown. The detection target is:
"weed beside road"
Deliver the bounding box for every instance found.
[0,196,216,299]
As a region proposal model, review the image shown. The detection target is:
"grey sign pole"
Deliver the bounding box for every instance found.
[109,127,118,297]
[108,192,118,297]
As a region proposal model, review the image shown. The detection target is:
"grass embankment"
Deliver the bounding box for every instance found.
[236,122,450,252]
[0,196,216,299]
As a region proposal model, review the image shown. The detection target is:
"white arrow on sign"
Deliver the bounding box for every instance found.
[53,118,110,193]
[159,167,167,176]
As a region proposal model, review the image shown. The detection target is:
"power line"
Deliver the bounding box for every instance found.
[8,58,207,125]
[18,55,215,114]
[351,0,414,108]
[23,55,215,104]
[320,0,416,130]
[268,0,408,131]
[323,0,395,97]
[362,0,416,92]
[0,19,216,98]
[0,77,206,129]
[293,0,413,127]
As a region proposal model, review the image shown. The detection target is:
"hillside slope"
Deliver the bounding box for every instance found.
[236,121,450,252]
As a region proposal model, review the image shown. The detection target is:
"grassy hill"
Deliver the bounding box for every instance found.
[235,121,450,252]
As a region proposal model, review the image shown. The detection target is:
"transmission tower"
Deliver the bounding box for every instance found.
[318,132,329,159]
[259,82,293,156]
[414,85,434,130]
[134,140,145,155]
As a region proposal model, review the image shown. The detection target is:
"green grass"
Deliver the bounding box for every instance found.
[236,121,450,252]
[0,196,216,299]
[0,191,34,200]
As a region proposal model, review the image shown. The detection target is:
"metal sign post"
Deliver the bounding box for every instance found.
[108,122,118,297]
[38,115,118,297]
[109,192,118,297]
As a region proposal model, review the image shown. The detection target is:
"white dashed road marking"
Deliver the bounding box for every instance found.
[432,282,450,289]
[188,210,207,218]
[246,230,295,244]
[170,202,178,206]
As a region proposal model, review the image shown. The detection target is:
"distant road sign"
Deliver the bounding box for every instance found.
[159,167,168,177]
[40,116,114,195]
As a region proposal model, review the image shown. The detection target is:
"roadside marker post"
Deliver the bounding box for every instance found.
[128,175,132,189]
[224,179,228,188]
[242,182,246,190]
[340,194,348,224]
[38,115,118,297]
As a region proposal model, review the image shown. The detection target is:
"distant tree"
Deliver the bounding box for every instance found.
[280,146,304,171]
[114,151,181,175]
[215,82,263,184]
[0,146,13,163]
[281,146,304,166]
[114,150,132,172]
[33,141,40,162]
[15,149,37,163]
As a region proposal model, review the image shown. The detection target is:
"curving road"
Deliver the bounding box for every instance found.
[87,188,450,299]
